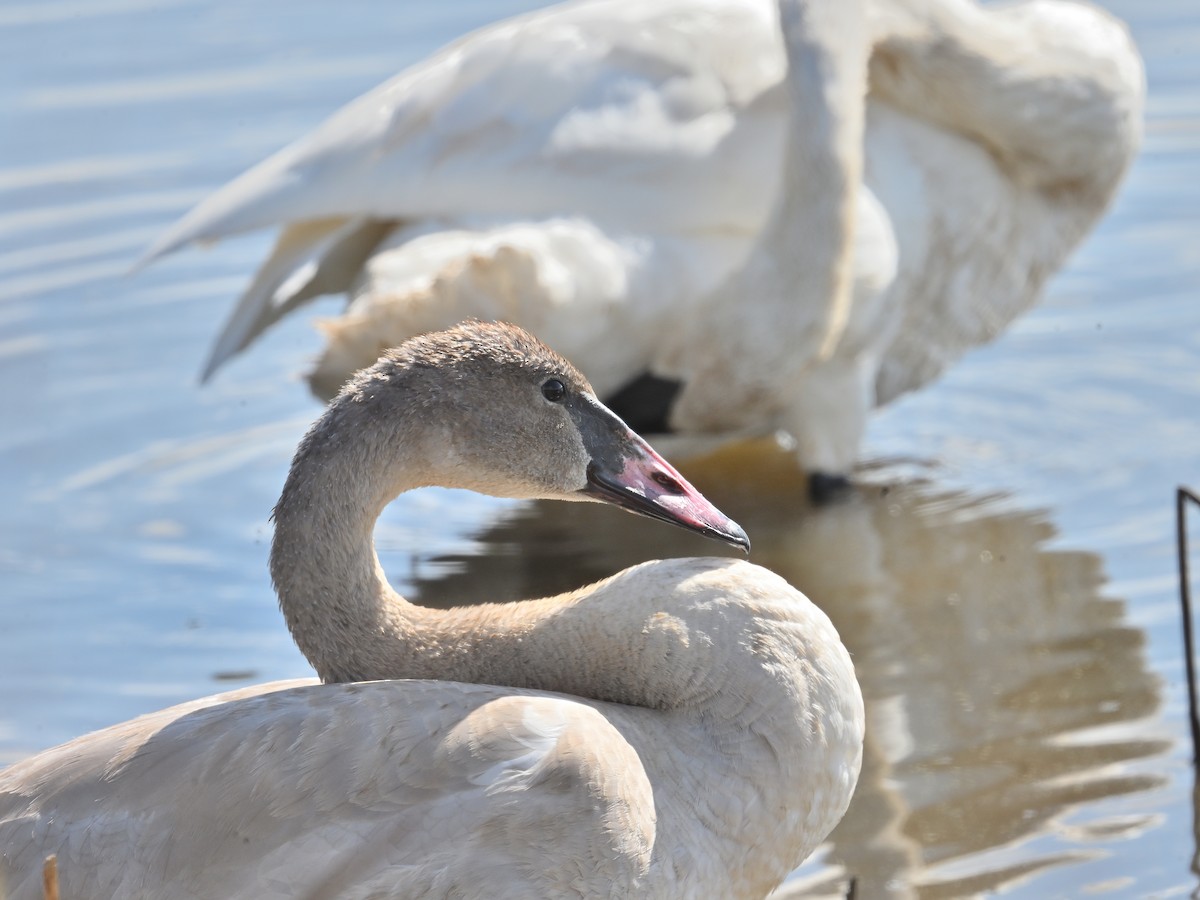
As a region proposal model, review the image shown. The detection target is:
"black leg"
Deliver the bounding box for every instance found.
[808,471,852,505]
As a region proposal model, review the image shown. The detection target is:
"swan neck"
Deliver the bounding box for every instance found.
[269,395,427,683]
[266,393,713,710]
[776,0,868,193]
[750,0,869,359]
[267,410,779,724]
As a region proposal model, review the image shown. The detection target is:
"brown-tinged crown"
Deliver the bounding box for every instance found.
[343,320,593,402]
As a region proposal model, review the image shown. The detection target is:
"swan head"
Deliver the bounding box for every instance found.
[333,320,750,552]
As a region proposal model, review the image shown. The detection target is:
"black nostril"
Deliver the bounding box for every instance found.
[651,472,685,495]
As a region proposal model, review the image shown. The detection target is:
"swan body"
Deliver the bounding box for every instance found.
[0,322,864,898]
[146,0,1143,482]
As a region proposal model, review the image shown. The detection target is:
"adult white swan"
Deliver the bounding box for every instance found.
[0,322,864,899]
[145,0,1143,496]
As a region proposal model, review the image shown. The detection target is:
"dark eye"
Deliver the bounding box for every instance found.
[541,378,566,403]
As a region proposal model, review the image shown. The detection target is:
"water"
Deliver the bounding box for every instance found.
[1,0,1198,895]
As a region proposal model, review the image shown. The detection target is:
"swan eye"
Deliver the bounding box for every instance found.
[541,378,566,403]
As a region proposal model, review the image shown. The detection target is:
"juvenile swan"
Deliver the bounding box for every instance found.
[0,322,864,899]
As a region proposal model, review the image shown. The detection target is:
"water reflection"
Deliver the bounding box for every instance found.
[392,440,1166,897]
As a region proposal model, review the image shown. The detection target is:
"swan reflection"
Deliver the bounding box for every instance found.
[394,440,1166,897]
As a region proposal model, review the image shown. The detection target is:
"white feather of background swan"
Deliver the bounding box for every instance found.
[145,0,1143,482]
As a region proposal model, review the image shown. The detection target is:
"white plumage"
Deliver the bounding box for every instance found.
[146,0,1143,483]
[139,0,1139,492]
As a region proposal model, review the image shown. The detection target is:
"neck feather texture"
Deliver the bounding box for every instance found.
[269,361,705,698]
[269,399,738,708]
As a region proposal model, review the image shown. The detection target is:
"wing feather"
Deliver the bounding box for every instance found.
[0,680,655,899]
[142,0,782,264]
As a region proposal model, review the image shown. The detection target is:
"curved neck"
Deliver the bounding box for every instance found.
[269,426,723,707]
[268,400,712,707]
[270,401,415,683]
[267,403,833,715]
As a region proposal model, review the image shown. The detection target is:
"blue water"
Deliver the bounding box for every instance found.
[1,0,1198,895]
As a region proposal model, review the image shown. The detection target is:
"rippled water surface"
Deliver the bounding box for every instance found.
[1,0,1198,896]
